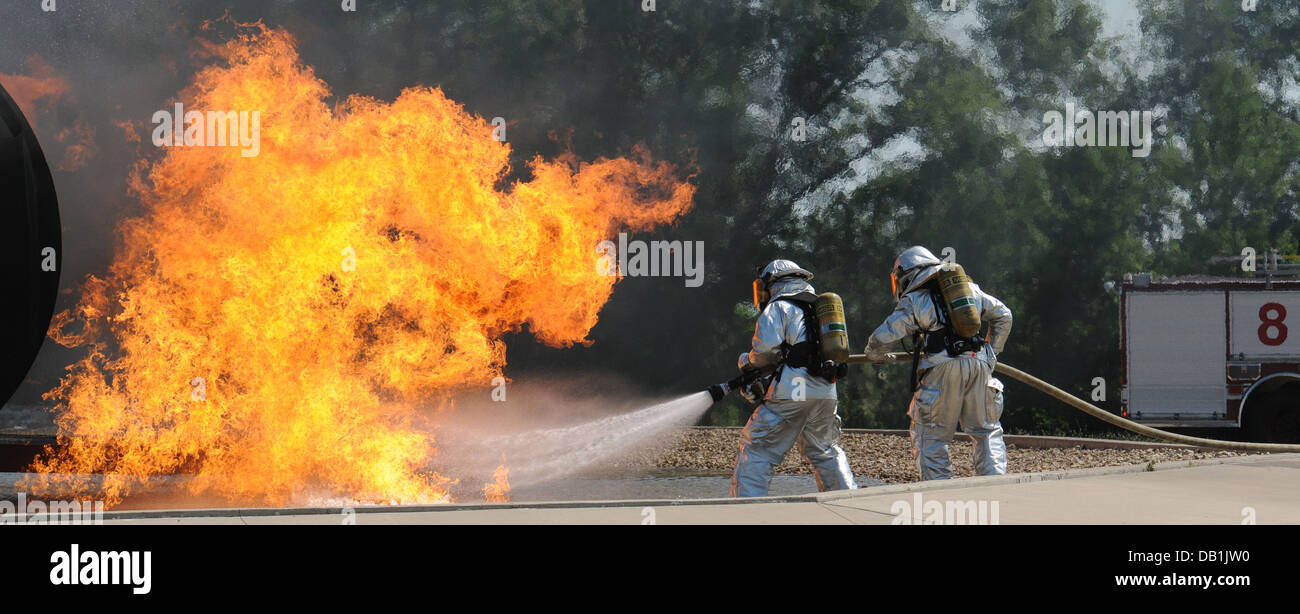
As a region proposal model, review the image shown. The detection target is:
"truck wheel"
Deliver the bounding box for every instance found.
[1245,388,1300,444]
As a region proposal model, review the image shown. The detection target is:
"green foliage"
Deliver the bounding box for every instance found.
[482,0,1296,434]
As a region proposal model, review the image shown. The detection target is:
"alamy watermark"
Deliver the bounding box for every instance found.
[596,232,704,288]
[890,492,1000,525]
[152,103,261,157]
[1042,103,1154,158]
[50,544,151,595]
[1,492,104,525]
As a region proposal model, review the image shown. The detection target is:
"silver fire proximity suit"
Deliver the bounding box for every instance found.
[865,247,1013,481]
[732,260,858,497]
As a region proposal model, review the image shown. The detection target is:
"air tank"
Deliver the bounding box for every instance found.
[937,264,981,338]
[814,292,849,362]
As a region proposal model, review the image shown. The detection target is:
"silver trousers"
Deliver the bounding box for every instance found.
[731,398,858,497]
[909,357,1008,480]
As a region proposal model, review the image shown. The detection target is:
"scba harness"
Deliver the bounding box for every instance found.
[908,283,985,393]
[774,297,848,383]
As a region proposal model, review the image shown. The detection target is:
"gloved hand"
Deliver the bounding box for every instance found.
[737,352,753,373]
[864,340,890,362]
[739,375,769,405]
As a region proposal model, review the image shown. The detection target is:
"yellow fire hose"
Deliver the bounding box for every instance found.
[848,353,1300,453]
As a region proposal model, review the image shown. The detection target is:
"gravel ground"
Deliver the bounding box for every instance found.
[644,428,1255,484]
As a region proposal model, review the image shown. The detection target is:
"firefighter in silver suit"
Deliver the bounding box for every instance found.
[864,246,1013,480]
[732,259,858,497]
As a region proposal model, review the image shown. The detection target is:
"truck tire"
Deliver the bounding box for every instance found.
[1245,387,1300,444]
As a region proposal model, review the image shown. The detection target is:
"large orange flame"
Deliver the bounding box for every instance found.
[28,25,693,507]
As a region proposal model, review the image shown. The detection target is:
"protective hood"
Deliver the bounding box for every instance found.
[892,245,943,300]
[768,275,817,303]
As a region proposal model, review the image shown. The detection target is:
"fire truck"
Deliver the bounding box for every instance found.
[1119,253,1300,443]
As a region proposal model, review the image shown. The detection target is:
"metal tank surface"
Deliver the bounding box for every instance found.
[0,83,62,411]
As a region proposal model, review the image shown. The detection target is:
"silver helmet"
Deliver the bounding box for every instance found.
[890,246,942,300]
[753,259,813,309]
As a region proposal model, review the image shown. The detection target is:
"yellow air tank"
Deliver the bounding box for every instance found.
[814,293,850,362]
[937,264,981,338]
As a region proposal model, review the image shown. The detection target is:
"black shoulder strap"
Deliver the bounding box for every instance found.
[773,296,819,345]
[773,297,823,373]
[927,284,951,333]
[909,286,948,390]
[909,332,922,393]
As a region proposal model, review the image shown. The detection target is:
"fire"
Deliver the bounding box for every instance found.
[28,25,694,507]
[482,455,510,503]
[0,56,68,119]
[0,56,97,171]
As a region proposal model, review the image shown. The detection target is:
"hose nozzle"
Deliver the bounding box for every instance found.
[707,371,759,403]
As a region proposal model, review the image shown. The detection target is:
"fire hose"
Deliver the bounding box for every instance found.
[841,352,1300,453]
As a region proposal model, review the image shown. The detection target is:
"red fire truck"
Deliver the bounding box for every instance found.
[1119,259,1300,443]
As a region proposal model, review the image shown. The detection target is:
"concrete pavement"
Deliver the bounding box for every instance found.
[91,452,1300,525]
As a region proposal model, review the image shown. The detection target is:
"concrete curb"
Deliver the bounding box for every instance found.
[82,452,1298,521]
